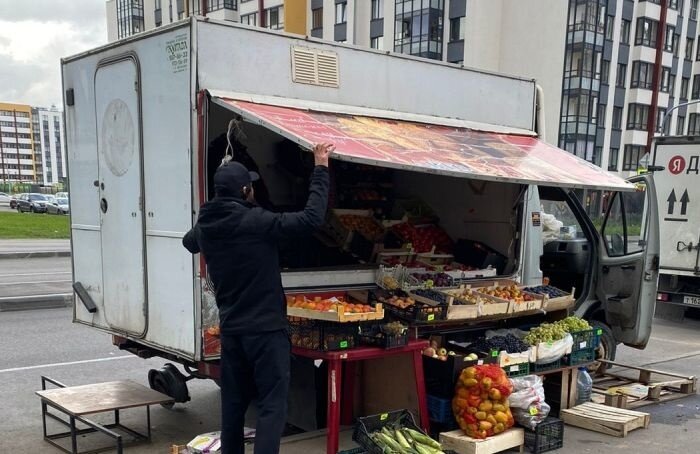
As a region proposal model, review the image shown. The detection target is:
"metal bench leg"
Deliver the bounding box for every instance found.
[146,405,151,440]
[70,416,78,454]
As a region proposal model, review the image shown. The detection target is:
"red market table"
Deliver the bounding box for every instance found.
[292,339,430,454]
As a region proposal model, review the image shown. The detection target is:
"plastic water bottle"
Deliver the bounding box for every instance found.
[576,367,593,405]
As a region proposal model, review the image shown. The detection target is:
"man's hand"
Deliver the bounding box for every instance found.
[312,143,335,167]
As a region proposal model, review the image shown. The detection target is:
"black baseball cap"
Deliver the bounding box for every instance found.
[214,161,259,197]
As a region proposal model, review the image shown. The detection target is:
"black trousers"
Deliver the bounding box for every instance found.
[220,330,291,454]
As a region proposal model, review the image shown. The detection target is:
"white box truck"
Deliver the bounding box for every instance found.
[653,136,700,316]
[61,17,659,401]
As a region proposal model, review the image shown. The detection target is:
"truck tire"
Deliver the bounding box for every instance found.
[590,320,616,376]
[148,363,191,408]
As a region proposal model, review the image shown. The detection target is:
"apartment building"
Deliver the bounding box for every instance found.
[106,1,695,178]
[0,102,36,183]
[32,107,67,186]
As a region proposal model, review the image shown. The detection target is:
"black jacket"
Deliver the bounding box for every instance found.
[183,166,330,335]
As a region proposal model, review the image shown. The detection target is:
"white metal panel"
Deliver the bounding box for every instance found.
[654,140,700,274]
[95,57,147,336]
[196,20,536,131]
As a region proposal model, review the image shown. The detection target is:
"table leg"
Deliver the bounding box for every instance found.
[70,416,78,454]
[341,361,356,425]
[147,405,152,439]
[327,359,343,454]
[41,401,48,439]
[568,368,580,408]
[412,349,430,433]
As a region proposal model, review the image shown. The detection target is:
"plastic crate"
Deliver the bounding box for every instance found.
[531,358,562,373]
[427,395,455,424]
[358,327,409,349]
[353,410,422,454]
[288,320,358,351]
[567,349,596,366]
[570,329,599,352]
[503,361,531,378]
[385,301,448,324]
[524,417,564,453]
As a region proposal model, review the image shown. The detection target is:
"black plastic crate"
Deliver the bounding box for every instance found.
[423,350,498,398]
[358,326,409,349]
[524,417,564,453]
[531,358,562,373]
[385,302,448,324]
[570,329,599,352]
[503,361,530,378]
[289,320,358,351]
[353,410,422,454]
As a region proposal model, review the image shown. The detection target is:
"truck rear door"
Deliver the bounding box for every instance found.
[597,174,659,348]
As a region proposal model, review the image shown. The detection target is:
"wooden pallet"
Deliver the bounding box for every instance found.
[560,402,650,437]
[592,360,697,409]
[439,429,524,454]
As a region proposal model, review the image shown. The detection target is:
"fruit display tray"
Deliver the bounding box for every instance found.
[287,303,384,323]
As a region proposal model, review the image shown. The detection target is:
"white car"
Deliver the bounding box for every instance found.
[0,192,10,204]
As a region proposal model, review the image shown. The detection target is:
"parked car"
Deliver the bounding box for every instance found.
[47,196,70,215]
[10,193,26,209]
[55,192,68,199]
[17,193,49,213]
[0,192,10,204]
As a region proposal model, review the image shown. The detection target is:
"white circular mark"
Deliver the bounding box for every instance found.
[101,99,135,177]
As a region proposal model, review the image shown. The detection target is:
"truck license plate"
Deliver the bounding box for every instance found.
[683,296,700,307]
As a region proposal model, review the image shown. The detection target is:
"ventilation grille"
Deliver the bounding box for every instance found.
[291,46,340,88]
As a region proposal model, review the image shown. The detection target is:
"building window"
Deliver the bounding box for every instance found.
[690,113,700,134]
[154,0,162,26]
[627,103,650,131]
[449,17,465,41]
[312,8,322,29]
[630,61,653,89]
[605,16,614,40]
[687,38,695,60]
[660,67,673,92]
[693,0,699,20]
[677,115,686,135]
[598,103,606,125]
[623,145,645,171]
[205,0,238,13]
[696,35,700,60]
[616,63,627,87]
[241,12,257,26]
[370,36,384,49]
[266,6,283,30]
[665,25,678,54]
[635,17,658,48]
[670,0,679,9]
[393,0,445,60]
[693,74,700,99]
[601,60,610,83]
[371,0,383,20]
[608,148,619,171]
[620,19,631,44]
[656,108,668,133]
[335,1,347,24]
[116,0,145,39]
[682,77,690,98]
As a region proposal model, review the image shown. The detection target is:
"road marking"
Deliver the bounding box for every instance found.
[0,355,136,374]
[0,280,72,285]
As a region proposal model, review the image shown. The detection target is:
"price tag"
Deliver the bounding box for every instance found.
[340,340,348,349]
[380,413,389,421]
[427,314,435,321]
[491,350,499,357]
[579,341,587,349]
[529,407,539,416]
[477,360,484,365]
[510,365,519,372]
[596,329,603,336]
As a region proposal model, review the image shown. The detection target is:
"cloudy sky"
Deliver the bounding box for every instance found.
[0,0,108,108]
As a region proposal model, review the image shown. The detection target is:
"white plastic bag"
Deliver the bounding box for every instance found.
[533,334,573,364]
[509,375,550,429]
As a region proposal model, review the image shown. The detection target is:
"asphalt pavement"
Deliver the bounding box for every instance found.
[1,308,700,453]
[0,239,71,259]
[0,256,72,310]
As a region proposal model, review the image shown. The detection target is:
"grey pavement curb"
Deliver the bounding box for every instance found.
[0,251,71,260]
[0,294,72,312]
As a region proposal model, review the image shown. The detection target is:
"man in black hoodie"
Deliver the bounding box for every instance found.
[183,143,333,454]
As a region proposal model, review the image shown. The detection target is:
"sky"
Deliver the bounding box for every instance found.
[0,0,108,108]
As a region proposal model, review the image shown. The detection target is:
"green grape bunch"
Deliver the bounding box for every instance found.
[524,316,591,345]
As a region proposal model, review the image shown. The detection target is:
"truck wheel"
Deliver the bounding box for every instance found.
[589,320,616,376]
[148,363,191,409]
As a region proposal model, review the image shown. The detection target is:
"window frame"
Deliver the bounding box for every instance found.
[616,63,627,88]
[608,147,619,171]
[371,0,383,20]
[449,16,465,42]
[627,103,650,131]
[635,17,658,48]
[335,1,347,25]
[622,144,645,171]
[677,115,686,135]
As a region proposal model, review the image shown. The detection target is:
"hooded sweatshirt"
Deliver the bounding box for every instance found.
[183,166,330,335]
